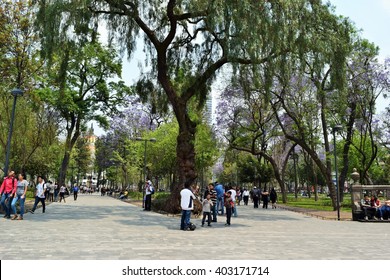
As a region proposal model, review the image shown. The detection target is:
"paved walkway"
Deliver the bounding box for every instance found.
[1,194,389,260]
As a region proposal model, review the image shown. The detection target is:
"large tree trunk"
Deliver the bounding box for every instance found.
[57,116,81,187]
[176,114,197,186]
[339,102,356,201]
[319,95,337,209]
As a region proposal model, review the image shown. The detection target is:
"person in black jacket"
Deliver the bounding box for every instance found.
[261,188,269,209]
[252,187,260,208]
[270,187,277,209]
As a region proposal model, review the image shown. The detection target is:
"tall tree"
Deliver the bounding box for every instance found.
[38,39,129,187]
[36,0,341,203]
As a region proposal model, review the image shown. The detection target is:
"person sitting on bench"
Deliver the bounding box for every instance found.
[378,200,390,220]
[361,195,378,220]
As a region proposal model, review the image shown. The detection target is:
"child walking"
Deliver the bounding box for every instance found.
[201,194,213,227]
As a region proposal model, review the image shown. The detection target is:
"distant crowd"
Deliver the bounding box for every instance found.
[0,170,97,220]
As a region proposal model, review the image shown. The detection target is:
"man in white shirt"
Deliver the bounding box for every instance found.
[29,176,46,214]
[228,187,238,217]
[180,181,196,230]
[144,179,154,211]
[243,189,250,205]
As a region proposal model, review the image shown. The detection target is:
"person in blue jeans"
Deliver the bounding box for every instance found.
[0,170,17,219]
[11,173,29,220]
[214,183,224,215]
[378,200,390,220]
[180,181,196,230]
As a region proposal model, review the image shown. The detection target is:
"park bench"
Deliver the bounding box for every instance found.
[351,185,390,222]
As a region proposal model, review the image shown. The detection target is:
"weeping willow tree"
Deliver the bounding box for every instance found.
[35,0,349,211]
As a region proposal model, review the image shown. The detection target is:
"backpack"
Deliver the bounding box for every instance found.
[150,187,155,195]
[189,222,196,231]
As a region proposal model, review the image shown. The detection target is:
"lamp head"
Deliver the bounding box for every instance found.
[11,88,23,97]
[332,125,342,133]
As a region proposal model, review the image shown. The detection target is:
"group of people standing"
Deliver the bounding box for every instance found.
[180,181,279,230]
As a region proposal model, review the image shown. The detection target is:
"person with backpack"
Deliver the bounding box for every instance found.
[0,170,17,219]
[10,173,29,220]
[29,176,47,214]
[144,179,154,211]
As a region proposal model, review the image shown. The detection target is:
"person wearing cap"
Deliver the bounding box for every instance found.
[0,170,17,219]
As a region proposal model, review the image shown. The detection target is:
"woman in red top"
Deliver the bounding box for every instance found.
[0,171,17,219]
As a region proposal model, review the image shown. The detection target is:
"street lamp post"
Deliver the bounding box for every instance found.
[135,137,156,208]
[332,125,342,221]
[69,165,77,186]
[292,150,299,199]
[4,88,24,176]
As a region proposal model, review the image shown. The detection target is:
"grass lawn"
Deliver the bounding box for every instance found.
[280,193,352,212]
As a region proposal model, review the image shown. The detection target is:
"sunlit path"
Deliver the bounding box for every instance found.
[1,194,389,260]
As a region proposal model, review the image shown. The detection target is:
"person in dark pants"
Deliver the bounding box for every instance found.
[224,191,232,226]
[270,187,277,209]
[73,185,79,201]
[29,176,46,214]
[180,181,196,230]
[204,183,217,222]
[201,194,213,227]
[262,188,269,209]
[252,187,260,208]
[243,189,250,205]
[144,181,154,211]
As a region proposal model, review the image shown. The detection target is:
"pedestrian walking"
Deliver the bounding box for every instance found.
[270,187,277,209]
[44,181,51,201]
[59,185,66,203]
[54,183,59,202]
[49,182,54,202]
[0,170,17,219]
[262,188,269,209]
[224,191,233,226]
[11,173,28,220]
[243,189,250,205]
[252,187,261,208]
[29,176,46,214]
[73,185,79,201]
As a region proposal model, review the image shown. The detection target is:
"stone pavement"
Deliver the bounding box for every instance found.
[1,194,389,260]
